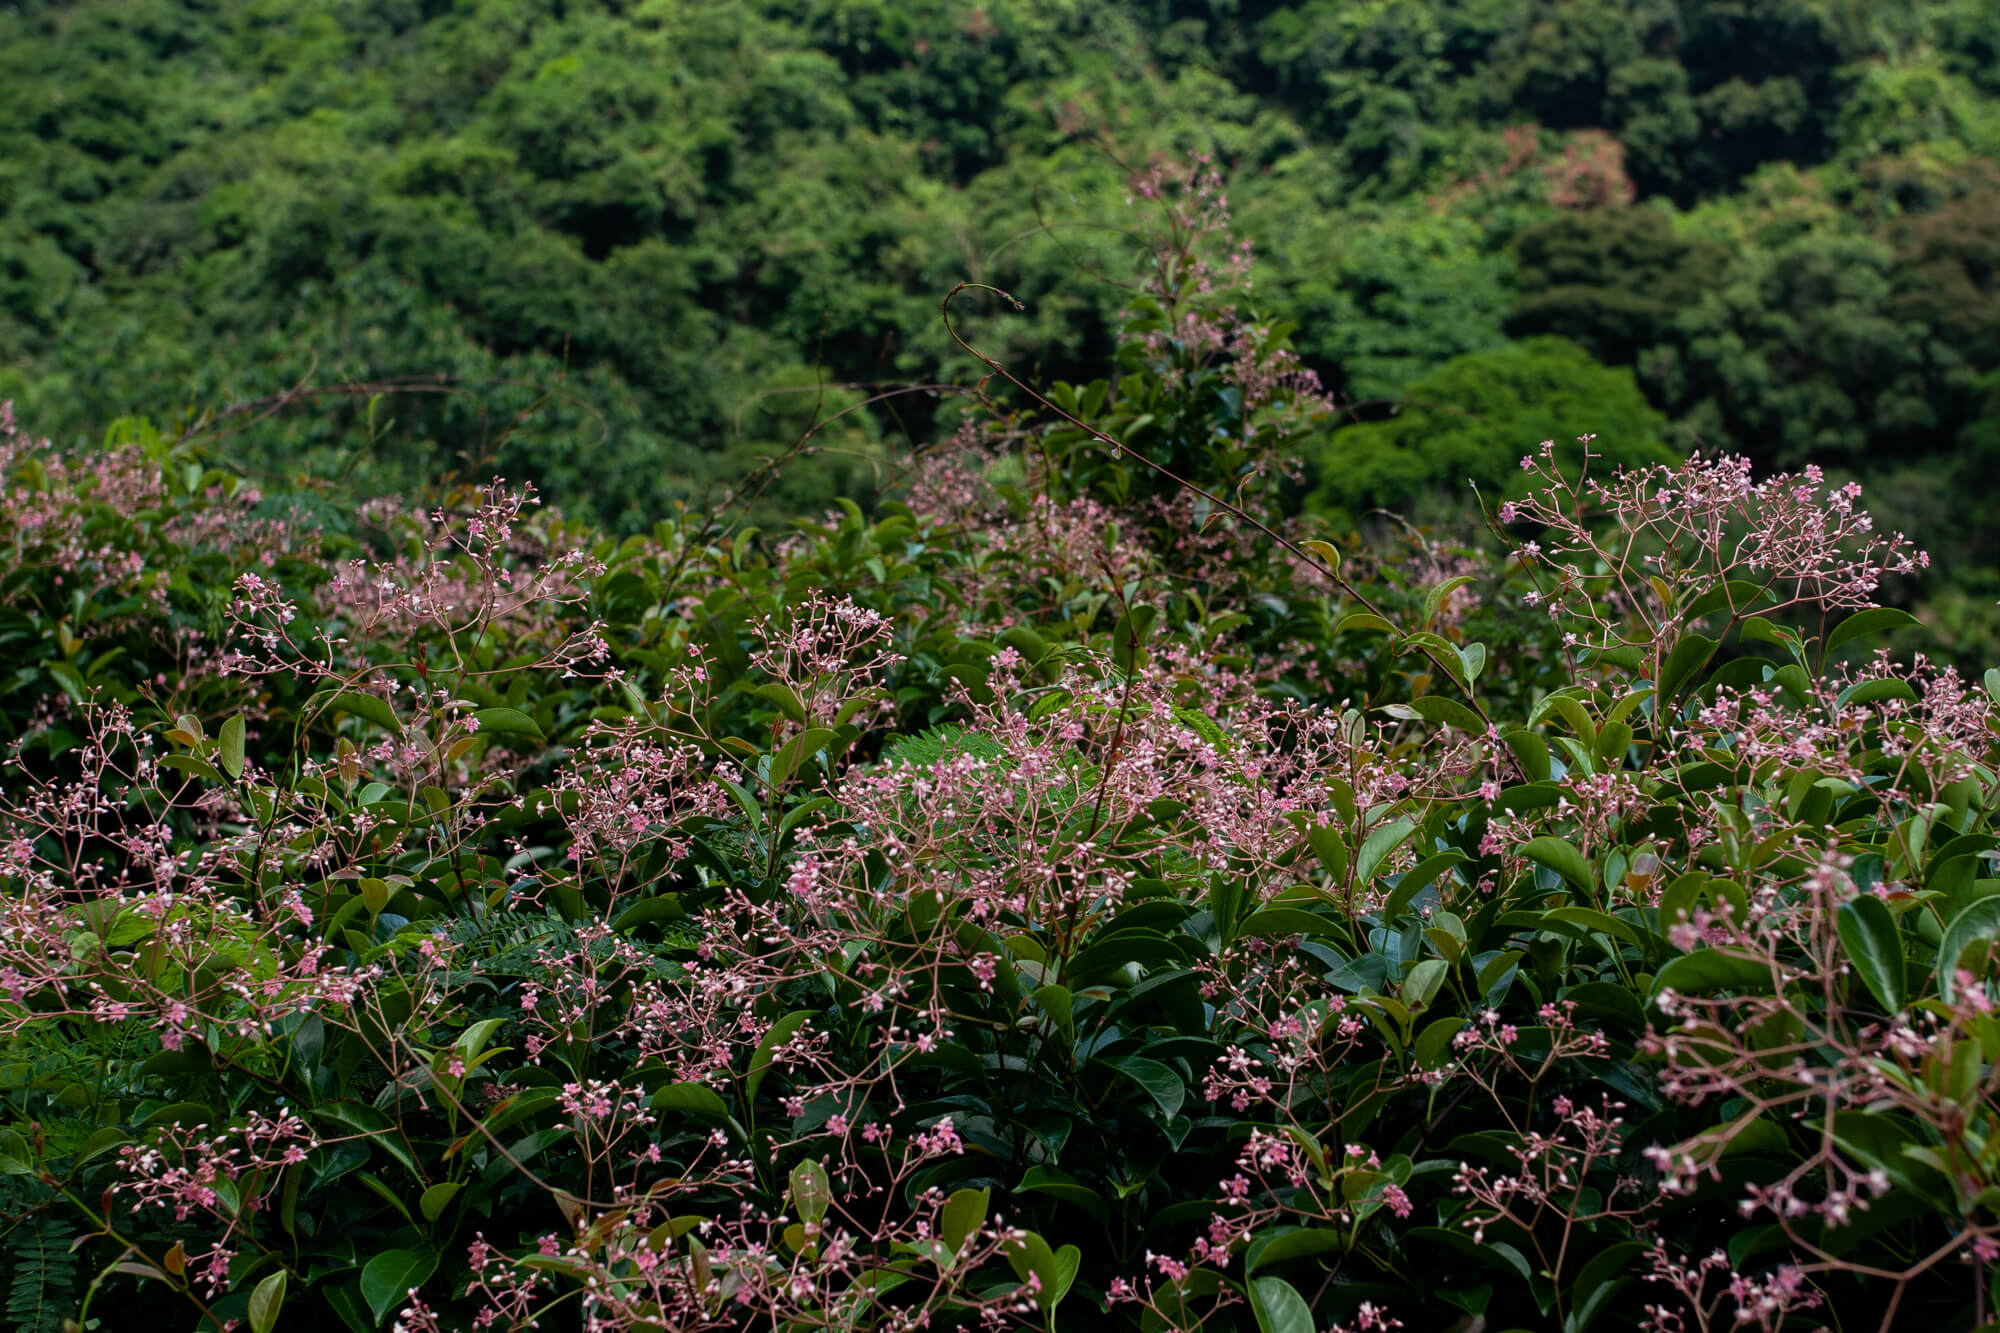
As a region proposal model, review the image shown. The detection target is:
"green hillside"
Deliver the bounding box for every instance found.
[4,0,1999,628]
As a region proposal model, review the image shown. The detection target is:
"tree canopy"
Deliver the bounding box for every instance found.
[4,0,2000,641]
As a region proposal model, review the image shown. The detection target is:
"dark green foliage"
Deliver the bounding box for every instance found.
[5,0,2000,588]
[1,1208,76,1333]
[1507,207,1729,367]
[1304,335,1672,524]
[1651,225,1968,466]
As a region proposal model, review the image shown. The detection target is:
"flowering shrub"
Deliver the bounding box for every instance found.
[3,163,1997,1333]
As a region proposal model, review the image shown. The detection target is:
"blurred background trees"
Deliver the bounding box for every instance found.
[5,0,2000,651]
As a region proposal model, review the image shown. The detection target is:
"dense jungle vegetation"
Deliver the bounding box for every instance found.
[6,4,2000,1333]
[5,0,2000,650]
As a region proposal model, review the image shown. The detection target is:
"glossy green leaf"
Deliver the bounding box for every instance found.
[1408,694,1485,733]
[1382,851,1468,921]
[744,1010,814,1105]
[217,714,245,780]
[1657,632,1718,703]
[1651,949,1774,1003]
[767,726,836,787]
[1402,958,1448,1012]
[1355,819,1417,886]
[1414,1015,1466,1069]
[1836,895,1906,1012]
[1826,607,1919,657]
[418,1181,462,1222]
[789,1158,832,1224]
[1018,1164,1110,1223]
[1103,1055,1185,1119]
[1333,612,1396,636]
[1245,1227,1344,1274]
[1838,677,1918,709]
[317,690,404,735]
[1111,604,1158,673]
[1004,1231,1079,1315]
[1938,898,2000,1004]
[1423,575,1477,627]
[751,682,808,724]
[1569,1240,1646,1333]
[1519,836,1593,894]
[1502,728,1551,783]
[473,706,546,743]
[248,1270,287,1333]
[940,1187,990,1256]
[1248,1275,1315,1333]
[360,1248,436,1326]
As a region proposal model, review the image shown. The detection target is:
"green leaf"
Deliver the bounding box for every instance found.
[1408,695,1485,734]
[789,1158,832,1225]
[317,690,404,735]
[1414,1016,1466,1068]
[1402,958,1448,1012]
[1103,1055,1185,1119]
[1423,576,1478,627]
[744,1010,814,1105]
[1568,1240,1645,1333]
[1245,1227,1344,1274]
[1826,608,1919,657]
[1111,604,1158,673]
[1938,898,2000,1005]
[715,776,764,831]
[1300,538,1341,573]
[1333,612,1396,637]
[310,1103,420,1173]
[248,1270,287,1333]
[1657,633,1718,703]
[454,1017,507,1061]
[1836,895,1907,1012]
[1542,906,1639,949]
[1740,616,1803,657]
[1519,836,1593,894]
[360,1248,436,1326]
[1503,729,1551,783]
[1307,824,1349,880]
[651,1081,730,1117]
[1355,820,1417,886]
[218,714,246,781]
[473,707,545,743]
[751,682,808,724]
[1401,631,1468,688]
[1838,677,1919,709]
[418,1181,462,1223]
[1018,1165,1110,1223]
[159,754,229,785]
[1248,1275,1315,1333]
[767,726,837,788]
[941,1186,990,1256]
[1236,908,1332,939]
[1004,1231,1079,1315]
[325,1281,375,1333]
[1032,983,1074,1036]
[1652,949,1773,1004]
[471,1087,559,1142]
[1382,851,1468,922]
[1682,579,1778,622]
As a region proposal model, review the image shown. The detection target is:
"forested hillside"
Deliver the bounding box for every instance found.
[4,0,2000,638]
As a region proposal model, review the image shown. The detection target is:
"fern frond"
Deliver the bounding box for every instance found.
[2,1211,77,1333]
